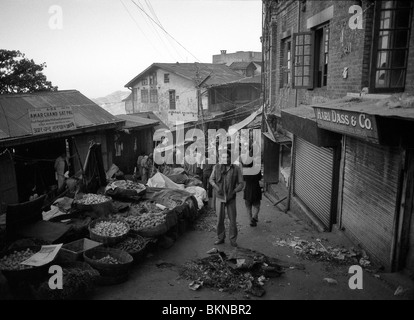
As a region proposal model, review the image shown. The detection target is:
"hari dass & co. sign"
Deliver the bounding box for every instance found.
[29,106,76,135]
[314,107,379,143]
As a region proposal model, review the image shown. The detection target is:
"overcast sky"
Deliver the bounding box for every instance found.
[0,0,262,99]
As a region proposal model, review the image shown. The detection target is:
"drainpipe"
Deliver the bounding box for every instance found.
[286,0,301,212]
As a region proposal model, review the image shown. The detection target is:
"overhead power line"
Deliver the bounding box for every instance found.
[119,0,164,57]
[130,0,201,62]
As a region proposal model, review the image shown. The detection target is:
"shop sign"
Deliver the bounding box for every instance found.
[168,110,198,122]
[314,107,379,143]
[29,106,76,134]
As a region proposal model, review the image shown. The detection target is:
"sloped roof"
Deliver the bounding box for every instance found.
[115,114,159,130]
[229,61,250,70]
[208,74,262,87]
[125,63,244,88]
[309,95,414,121]
[0,90,124,145]
[129,111,169,131]
[122,93,132,102]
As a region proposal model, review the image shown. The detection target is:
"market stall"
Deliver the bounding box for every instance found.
[0,169,206,299]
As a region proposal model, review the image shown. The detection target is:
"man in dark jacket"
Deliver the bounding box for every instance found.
[209,149,244,247]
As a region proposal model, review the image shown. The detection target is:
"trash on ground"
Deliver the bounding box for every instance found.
[180,247,284,297]
[272,237,373,268]
[394,286,411,296]
[206,248,218,254]
[323,278,338,285]
[188,280,203,291]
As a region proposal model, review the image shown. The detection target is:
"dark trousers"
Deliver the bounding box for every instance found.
[216,198,237,244]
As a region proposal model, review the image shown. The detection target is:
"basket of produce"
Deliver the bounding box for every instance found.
[0,246,52,283]
[121,212,168,238]
[129,200,168,215]
[83,247,133,285]
[105,180,146,199]
[73,193,114,217]
[111,234,150,263]
[33,261,100,300]
[88,218,130,246]
[58,238,103,262]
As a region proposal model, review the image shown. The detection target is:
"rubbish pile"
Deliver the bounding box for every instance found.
[179,247,284,297]
[273,236,372,268]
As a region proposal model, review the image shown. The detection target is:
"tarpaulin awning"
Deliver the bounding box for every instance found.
[228,106,263,135]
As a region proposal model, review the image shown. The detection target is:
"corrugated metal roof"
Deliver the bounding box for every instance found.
[281,105,316,120]
[129,111,169,130]
[310,95,414,121]
[229,61,250,69]
[125,63,244,88]
[115,114,159,129]
[205,74,261,88]
[0,90,124,142]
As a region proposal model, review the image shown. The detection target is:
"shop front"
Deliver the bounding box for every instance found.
[281,106,341,232]
[313,97,414,272]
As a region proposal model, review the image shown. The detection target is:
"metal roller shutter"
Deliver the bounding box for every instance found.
[341,136,400,269]
[294,137,334,229]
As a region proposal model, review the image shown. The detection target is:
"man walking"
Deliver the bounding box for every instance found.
[209,149,244,247]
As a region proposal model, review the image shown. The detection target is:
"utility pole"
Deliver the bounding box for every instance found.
[195,65,211,135]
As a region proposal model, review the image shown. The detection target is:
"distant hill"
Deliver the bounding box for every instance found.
[92,90,130,115]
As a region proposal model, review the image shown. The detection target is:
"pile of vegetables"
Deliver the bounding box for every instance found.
[121,212,166,231]
[75,193,110,205]
[95,255,121,264]
[130,201,167,215]
[113,236,147,253]
[0,248,36,270]
[34,263,99,300]
[109,180,146,192]
[90,220,129,237]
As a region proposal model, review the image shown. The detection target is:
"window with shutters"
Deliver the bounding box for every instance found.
[371,1,412,92]
[141,89,148,103]
[281,37,292,87]
[150,89,158,103]
[292,32,314,89]
[292,22,330,89]
[149,72,157,85]
[133,88,139,103]
[169,90,176,109]
[314,23,330,88]
[142,78,148,86]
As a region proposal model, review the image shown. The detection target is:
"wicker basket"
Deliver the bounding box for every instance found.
[133,221,169,238]
[0,245,52,284]
[88,218,130,246]
[83,247,133,285]
[111,234,149,264]
[165,210,178,229]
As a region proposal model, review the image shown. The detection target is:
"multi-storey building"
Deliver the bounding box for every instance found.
[262,0,414,273]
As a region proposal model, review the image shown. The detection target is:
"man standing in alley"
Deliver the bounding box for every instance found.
[209,148,244,247]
